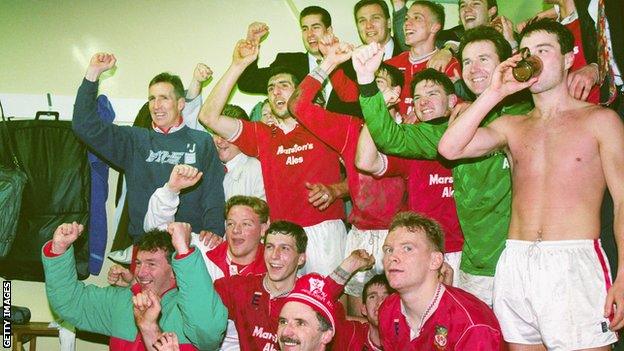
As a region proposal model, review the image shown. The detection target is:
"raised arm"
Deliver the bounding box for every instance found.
[144,164,203,231]
[391,0,409,52]
[237,22,272,94]
[198,39,259,139]
[43,222,126,336]
[438,54,534,160]
[73,53,135,169]
[355,125,385,174]
[167,222,228,349]
[183,63,213,131]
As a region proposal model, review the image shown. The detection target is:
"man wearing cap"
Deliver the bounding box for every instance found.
[278,273,340,351]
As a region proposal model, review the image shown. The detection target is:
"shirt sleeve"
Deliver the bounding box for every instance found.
[143,185,179,231]
[291,74,359,154]
[42,244,126,336]
[173,248,228,350]
[182,93,207,132]
[72,78,137,170]
[231,120,271,158]
[359,85,446,159]
[455,325,503,351]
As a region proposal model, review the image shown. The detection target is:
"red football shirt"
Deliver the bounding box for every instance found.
[378,287,503,350]
[214,274,285,351]
[205,242,266,281]
[382,153,464,253]
[385,51,461,116]
[232,120,344,226]
[290,76,408,230]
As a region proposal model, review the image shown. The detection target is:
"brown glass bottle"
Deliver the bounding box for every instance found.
[512,48,543,82]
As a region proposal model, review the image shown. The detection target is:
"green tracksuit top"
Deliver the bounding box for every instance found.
[360,83,533,276]
[42,244,227,350]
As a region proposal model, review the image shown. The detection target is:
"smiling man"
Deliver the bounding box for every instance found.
[42,222,227,350]
[199,39,347,277]
[355,27,533,307]
[439,18,624,350]
[144,166,269,282]
[236,7,356,115]
[72,53,225,242]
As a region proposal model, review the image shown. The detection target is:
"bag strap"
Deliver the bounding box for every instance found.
[0,100,22,170]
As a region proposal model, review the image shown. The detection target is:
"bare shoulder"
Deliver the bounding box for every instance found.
[585,105,623,132]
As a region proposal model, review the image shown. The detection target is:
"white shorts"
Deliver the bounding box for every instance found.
[493,239,617,350]
[343,226,388,297]
[458,269,494,307]
[444,250,462,288]
[300,219,347,276]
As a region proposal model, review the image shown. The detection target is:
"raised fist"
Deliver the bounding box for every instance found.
[51,222,84,255]
[167,222,192,255]
[167,164,203,193]
[193,63,213,83]
[85,53,117,81]
[247,22,269,44]
[107,264,134,287]
[232,39,259,67]
[352,43,384,84]
[133,289,162,329]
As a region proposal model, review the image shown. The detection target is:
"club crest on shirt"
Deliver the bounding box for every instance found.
[433,325,448,350]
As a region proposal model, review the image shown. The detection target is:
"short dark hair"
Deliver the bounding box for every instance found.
[411,68,456,96]
[267,66,300,90]
[265,220,308,253]
[354,0,390,21]
[300,6,332,28]
[316,311,333,331]
[362,274,393,304]
[411,1,445,29]
[222,104,250,121]
[378,63,404,88]
[458,0,498,12]
[389,211,445,254]
[519,17,574,54]
[136,229,175,264]
[149,73,185,100]
[225,196,269,223]
[458,26,512,63]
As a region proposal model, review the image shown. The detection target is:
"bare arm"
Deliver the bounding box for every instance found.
[356,126,385,174]
[438,54,534,159]
[198,40,259,139]
[597,109,624,330]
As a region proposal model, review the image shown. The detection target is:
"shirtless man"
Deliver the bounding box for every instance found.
[438,18,624,350]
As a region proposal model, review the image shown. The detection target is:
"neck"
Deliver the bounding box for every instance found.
[228,247,258,266]
[409,41,436,59]
[399,276,439,322]
[265,273,297,297]
[310,51,323,60]
[531,81,573,118]
[368,325,381,348]
[558,0,576,19]
[278,116,298,132]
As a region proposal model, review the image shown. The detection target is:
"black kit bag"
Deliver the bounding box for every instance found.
[0,111,27,258]
[0,111,90,281]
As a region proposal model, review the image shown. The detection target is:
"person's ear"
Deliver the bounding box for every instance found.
[177,98,186,112]
[429,251,444,271]
[488,6,498,21]
[564,51,574,70]
[320,328,335,345]
[448,94,458,110]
